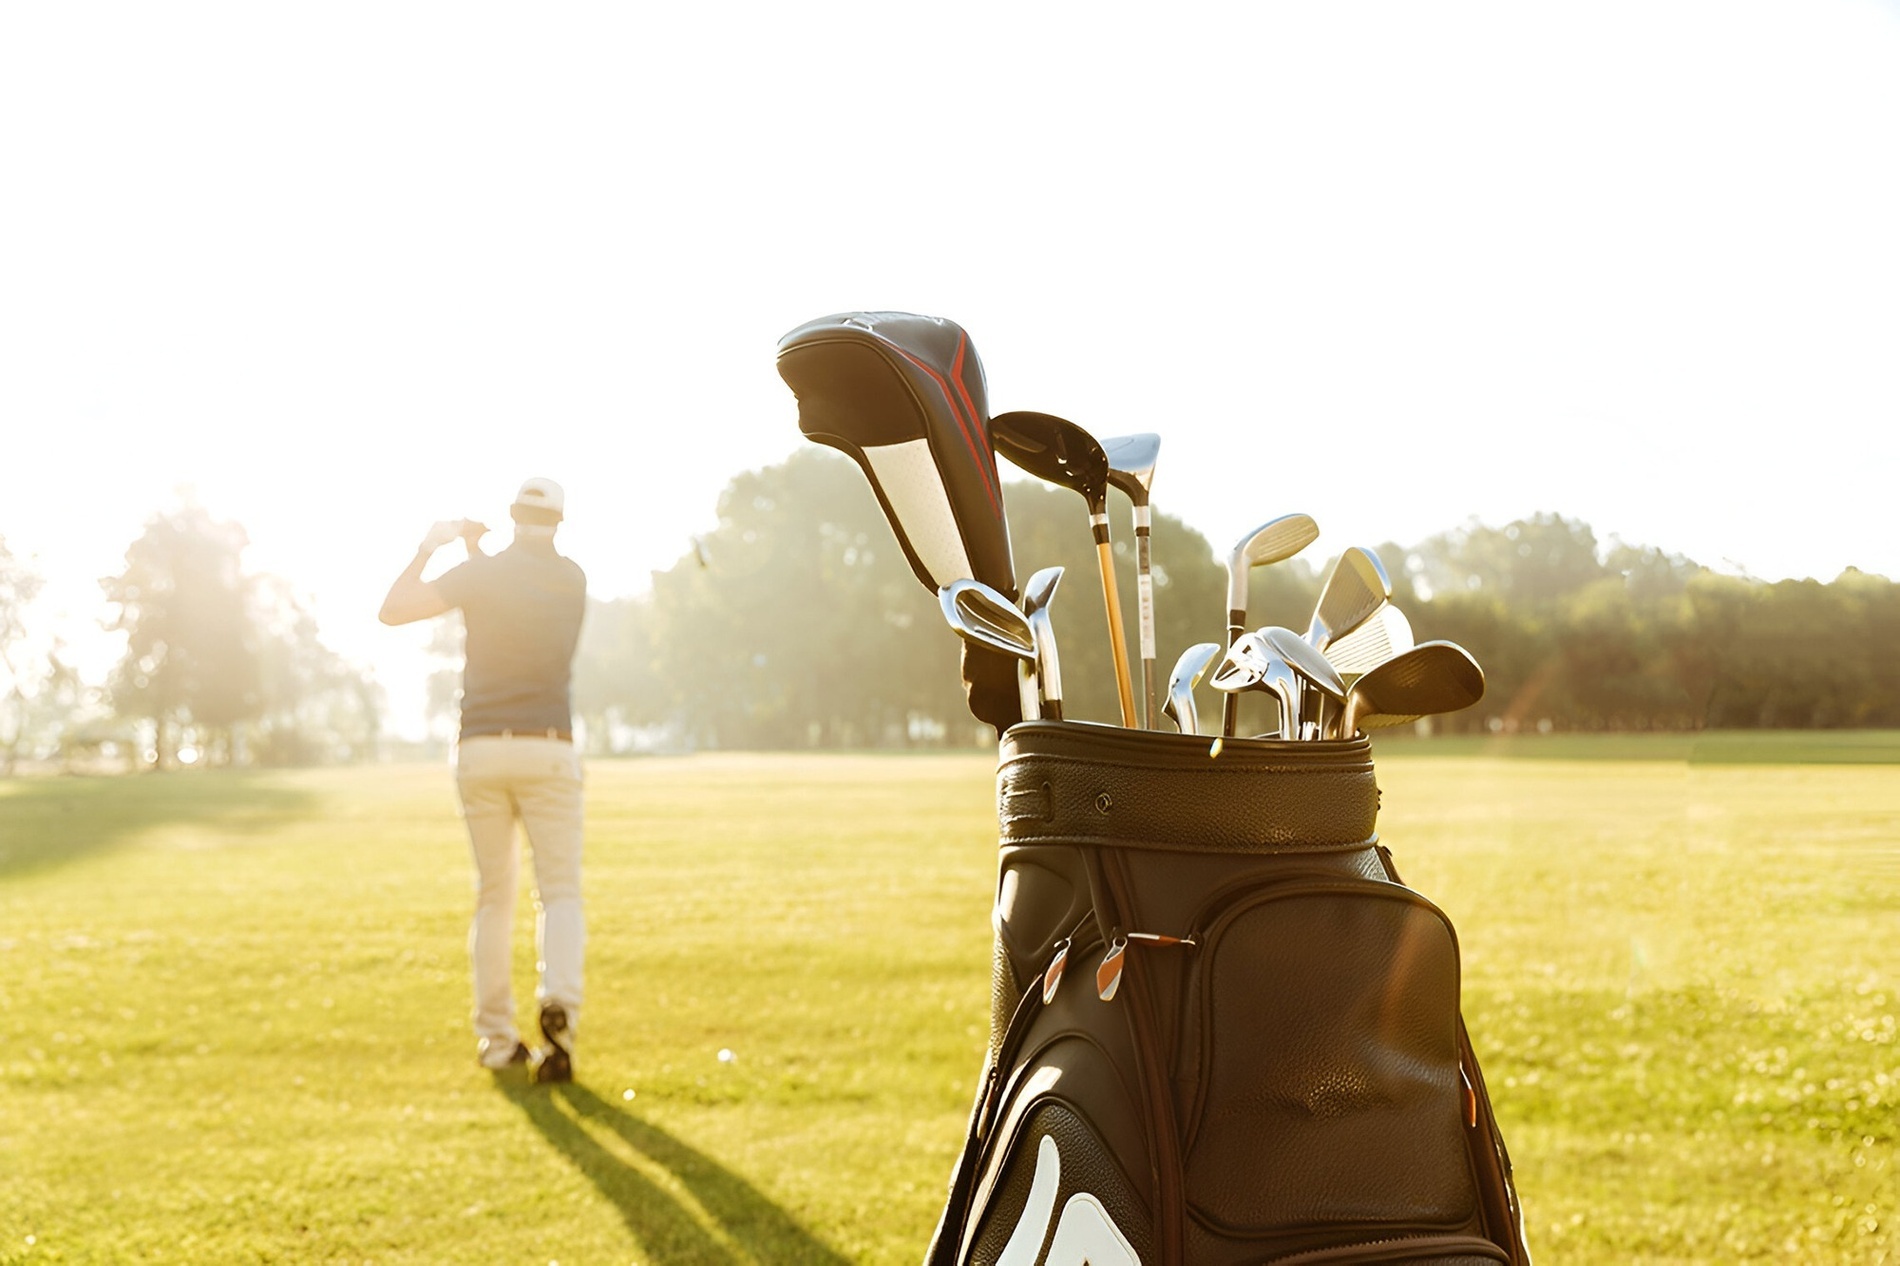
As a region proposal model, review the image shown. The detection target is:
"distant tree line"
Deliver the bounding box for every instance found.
[0,507,381,772]
[542,449,1900,750]
[6,455,1895,773]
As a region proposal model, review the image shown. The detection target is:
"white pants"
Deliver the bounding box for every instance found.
[454,736,584,1045]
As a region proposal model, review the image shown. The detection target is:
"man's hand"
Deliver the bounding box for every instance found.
[421,520,463,554]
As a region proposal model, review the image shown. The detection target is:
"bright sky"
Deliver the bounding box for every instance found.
[4,2,1897,737]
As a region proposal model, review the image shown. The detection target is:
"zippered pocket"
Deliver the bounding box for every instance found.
[1175,878,1479,1237]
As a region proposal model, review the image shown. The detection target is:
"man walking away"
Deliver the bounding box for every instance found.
[379,478,588,1084]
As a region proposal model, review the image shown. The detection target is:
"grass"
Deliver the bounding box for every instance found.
[0,736,1894,1263]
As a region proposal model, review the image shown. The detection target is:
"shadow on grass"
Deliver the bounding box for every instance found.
[498,1080,852,1265]
[0,770,319,880]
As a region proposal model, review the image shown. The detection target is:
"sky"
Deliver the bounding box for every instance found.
[4,1,1898,738]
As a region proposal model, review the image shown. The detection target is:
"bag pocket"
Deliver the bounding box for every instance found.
[1175,879,1479,1239]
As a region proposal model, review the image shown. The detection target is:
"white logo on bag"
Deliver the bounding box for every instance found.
[994,1134,1141,1266]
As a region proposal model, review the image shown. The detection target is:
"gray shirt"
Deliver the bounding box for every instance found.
[434,538,586,739]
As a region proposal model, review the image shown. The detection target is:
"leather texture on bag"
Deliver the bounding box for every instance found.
[998,723,1378,853]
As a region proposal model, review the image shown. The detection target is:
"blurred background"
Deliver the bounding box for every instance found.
[4,0,1897,769]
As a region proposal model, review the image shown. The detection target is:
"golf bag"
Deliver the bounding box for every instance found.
[926,722,1531,1266]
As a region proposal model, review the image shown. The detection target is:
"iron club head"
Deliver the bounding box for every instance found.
[1163,641,1222,735]
[1307,547,1392,651]
[1339,640,1486,735]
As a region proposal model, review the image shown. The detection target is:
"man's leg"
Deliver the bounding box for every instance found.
[512,738,585,1079]
[455,738,524,1062]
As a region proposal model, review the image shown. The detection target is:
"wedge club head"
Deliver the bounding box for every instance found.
[940,579,1040,722]
[1339,640,1486,736]
[1307,547,1392,651]
[1262,625,1348,738]
[1323,602,1416,685]
[1163,641,1221,735]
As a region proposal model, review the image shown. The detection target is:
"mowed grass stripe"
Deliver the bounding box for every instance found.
[2,742,1895,1263]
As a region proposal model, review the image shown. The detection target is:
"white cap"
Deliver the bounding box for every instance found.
[512,477,565,519]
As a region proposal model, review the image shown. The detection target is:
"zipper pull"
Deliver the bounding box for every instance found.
[1461,1062,1478,1128]
[1097,932,1198,1002]
[1042,938,1070,1005]
[1096,937,1127,1001]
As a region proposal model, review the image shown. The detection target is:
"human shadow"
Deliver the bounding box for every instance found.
[497,1080,853,1265]
[0,769,319,880]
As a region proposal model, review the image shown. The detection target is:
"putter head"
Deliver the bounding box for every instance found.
[1307,547,1392,651]
[1225,513,1321,628]
[1341,639,1486,735]
[1163,641,1222,734]
[778,312,1015,597]
[1324,602,1416,683]
[1101,433,1161,504]
[990,411,1112,512]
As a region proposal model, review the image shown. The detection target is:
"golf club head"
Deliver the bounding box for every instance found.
[990,411,1112,513]
[1021,566,1065,721]
[1225,513,1321,635]
[941,579,1040,723]
[1307,547,1392,651]
[1209,630,1276,692]
[1323,602,1416,683]
[1262,625,1349,737]
[1341,639,1485,735]
[941,579,1037,662]
[778,312,1015,597]
[1101,433,1161,505]
[1209,634,1300,738]
[1163,641,1222,735]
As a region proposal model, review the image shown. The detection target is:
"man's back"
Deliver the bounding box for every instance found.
[437,539,586,738]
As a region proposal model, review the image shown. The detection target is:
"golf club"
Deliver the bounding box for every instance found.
[1307,547,1391,652]
[1261,625,1349,739]
[1020,566,1065,722]
[1220,514,1321,736]
[1208,632,1302,739]
[1323,602,1416,686]
[991,410,1138,727]
[1163,641,1222,736]
[1102,432,1162,730]
[1337,639,1486,736]
[939,579,1041,723]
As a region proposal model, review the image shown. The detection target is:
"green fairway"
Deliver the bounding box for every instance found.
[1,740,1894,1264]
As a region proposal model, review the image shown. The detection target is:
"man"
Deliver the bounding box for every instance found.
[379,477,588,1083]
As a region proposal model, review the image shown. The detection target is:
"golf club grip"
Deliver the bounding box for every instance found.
[1096,540,1138,727]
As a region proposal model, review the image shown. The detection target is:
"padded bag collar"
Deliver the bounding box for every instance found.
[997,722,1379,853]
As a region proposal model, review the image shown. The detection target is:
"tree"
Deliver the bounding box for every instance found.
[0,536,46,774]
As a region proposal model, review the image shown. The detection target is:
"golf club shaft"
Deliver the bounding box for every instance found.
[1221,614,1244,737]
[1092,516,1138,727]
[1134,504,1156,728]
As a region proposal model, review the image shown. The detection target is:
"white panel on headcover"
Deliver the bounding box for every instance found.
[863,438,975,587]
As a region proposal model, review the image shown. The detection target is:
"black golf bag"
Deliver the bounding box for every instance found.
[926,722,1531,1266]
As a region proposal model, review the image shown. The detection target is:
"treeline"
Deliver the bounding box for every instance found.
[552,450,1900,749]
[0,507,380,772]
[7,453,1896,771]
